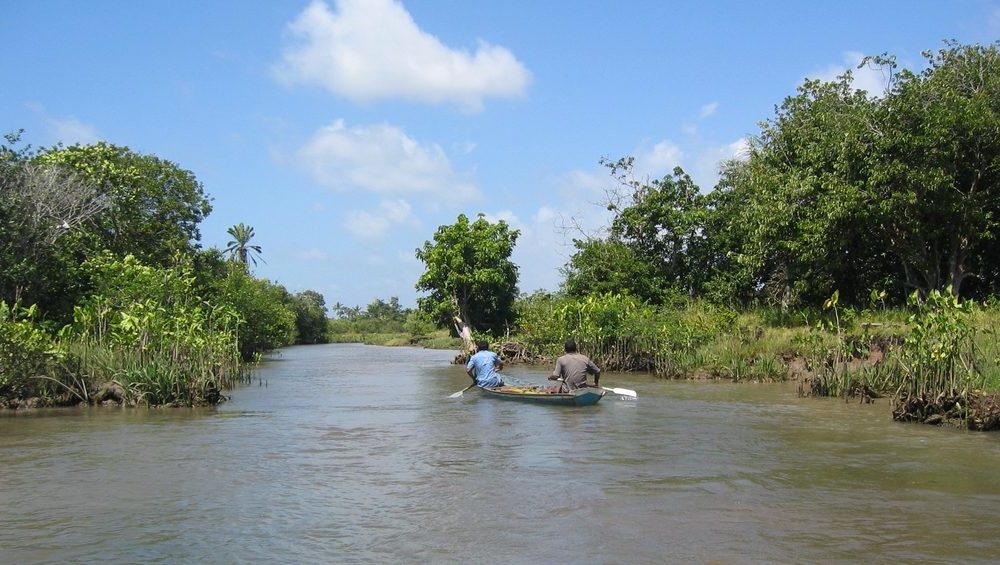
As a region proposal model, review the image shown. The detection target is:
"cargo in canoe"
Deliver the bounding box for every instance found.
[481,385,605,406]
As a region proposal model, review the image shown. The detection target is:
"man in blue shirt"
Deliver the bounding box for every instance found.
[466,340,504,388]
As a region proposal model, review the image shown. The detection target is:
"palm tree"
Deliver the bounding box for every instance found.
[224,223,264,268]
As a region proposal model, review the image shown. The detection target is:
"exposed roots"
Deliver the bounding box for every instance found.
[891,390,1000,430]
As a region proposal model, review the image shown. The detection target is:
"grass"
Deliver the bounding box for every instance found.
[327,329,462,350]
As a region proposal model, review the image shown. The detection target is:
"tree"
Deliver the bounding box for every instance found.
[604,158,711,299]
[364,296,405,320]
[561,238,666,302]
[712,74,891,306]
[214,265,296,360]
[0,132,108,318]
[415,213,520,335]
[291,290,328,344]
[865,42,1000,296]
[38,142,212,266]
[714,41,1000,304]
[224,223,264,269]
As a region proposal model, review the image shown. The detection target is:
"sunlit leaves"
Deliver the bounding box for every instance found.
[415,213,520,334]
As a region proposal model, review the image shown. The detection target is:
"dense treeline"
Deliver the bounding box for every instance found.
[563,42,1000,309]
[1,133,328,408]
[327,296,458,349]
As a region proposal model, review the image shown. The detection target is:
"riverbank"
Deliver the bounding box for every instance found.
[327,329,462,350]
[332,299,1000,431]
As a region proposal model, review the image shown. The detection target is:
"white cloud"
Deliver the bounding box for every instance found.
[27,103,99,145]
[49,117,99,145]
[691,137,749,190]
[809,51,891,97]
[699,101,719,118]
[534,205,558,225]
[453,141,478,155]
[297,119,478,199]
[482,209,523,230]
[636,140,684,178]
[344,198,418,240]
[274,0,531,111]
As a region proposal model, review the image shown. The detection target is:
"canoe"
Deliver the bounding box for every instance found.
[481,385,605,406]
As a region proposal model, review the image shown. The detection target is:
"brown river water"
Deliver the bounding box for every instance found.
[2,343,1000,564]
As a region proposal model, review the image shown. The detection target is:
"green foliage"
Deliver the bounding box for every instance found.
[514,292,741,375]
[290,290,329,345]
[712,74,890,307]
[61,254,242,406]
[560,238,669,302]
[563,160,711,304]
[606,159,710,298]
[899,288,978,394]
[403,309,436,337]
[0,302,59,400]
[415,213,520,334]
[711,41,1000,307]
[38,142,212,266]
[564,41,999,310]
[328,296,408,336]
[325,297,457,348]
[224,222,263,268]
[868,42,1000,297]
[213,265,296,360]
[0,132,105,321]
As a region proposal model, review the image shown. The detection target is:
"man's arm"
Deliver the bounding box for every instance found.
[547,358,563,381]
[588,360,601,387]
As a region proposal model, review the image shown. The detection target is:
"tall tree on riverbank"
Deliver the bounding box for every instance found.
[703,40,1000,306]
[415,213,520,335]
[866,42,1000,297]
[38,142,212,265]
[1,132,109,315]
[224,223,264,269]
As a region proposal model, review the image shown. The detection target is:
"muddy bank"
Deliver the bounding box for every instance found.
[892,390,1000,431]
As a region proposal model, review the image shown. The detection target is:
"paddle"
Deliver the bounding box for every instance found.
[600,386,638,399]
[449,383,476,398]
[556,378,637,399]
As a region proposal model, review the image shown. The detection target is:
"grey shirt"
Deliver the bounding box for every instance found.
[550,353,601,391]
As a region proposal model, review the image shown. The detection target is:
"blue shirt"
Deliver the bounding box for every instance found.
[466,350,503,388]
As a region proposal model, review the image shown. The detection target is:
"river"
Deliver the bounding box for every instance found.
[2,343,1000,564]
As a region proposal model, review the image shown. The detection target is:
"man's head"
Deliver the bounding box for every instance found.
[564,339,577,353]
[476,340,489,352]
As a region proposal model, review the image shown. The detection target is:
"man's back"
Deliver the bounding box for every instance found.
[467,350,502,388]
[553,353,600,390]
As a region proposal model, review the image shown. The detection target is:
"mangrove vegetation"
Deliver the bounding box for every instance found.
[412,41,1000,429]
[0,133,327,408]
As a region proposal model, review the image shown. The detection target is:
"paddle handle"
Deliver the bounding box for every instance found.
[449,383,476,398]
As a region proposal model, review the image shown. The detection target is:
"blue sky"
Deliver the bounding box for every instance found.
[3,0,999,310]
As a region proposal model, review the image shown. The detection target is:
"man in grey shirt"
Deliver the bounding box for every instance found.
[548,339,601,392]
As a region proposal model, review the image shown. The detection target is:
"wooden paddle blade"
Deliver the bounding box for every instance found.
[603,386,637,398]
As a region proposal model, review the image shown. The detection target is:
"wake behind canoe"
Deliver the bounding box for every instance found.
[481,385,605,407]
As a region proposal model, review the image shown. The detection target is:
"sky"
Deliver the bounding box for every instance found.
[3,0,999,311]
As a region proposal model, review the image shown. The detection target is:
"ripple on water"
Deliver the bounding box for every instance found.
[4,345,1000,563]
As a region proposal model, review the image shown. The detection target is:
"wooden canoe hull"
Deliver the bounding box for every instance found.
[481,386,605,406]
